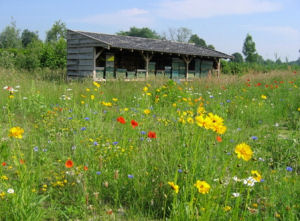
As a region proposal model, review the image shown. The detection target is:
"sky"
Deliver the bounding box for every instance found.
[0,0,299,61]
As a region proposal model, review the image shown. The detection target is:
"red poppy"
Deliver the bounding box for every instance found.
[131,120,138,128]
[293,71,296,74]
[65,159,74,168]
[117,116,126,124]
[19,159,25,164]
[255,83,261,86]
[148,131,156,138]
[84,165,88,171]
[265,85,269,88]
[2,162,6,166]
[216,136,222,142]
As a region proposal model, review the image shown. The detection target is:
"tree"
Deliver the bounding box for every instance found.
[167,27,192,42]
[0,21,21,48]
[117,27,161,39]
[231,52,244,63]
[207,44,215,50]
[21,29,39,47]
[242,34,257,62]
[188,34,206,47]
[46,20,67,42]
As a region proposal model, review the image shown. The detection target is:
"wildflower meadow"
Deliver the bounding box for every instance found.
[0,69,299,220]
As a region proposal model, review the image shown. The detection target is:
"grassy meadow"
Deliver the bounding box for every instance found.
[0,68,299,220]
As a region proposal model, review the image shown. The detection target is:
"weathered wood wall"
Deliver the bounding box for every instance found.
[67,30,107,77]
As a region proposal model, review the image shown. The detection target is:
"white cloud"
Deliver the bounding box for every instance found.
[73,8,153,28]
[254,26,300,39]
[157,0,282,19]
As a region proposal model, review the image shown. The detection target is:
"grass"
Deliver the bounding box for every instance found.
[0,68,299,220]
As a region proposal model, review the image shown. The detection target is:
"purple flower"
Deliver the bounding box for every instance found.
[226,99,231,103]
[113,141,118,145]
[140,131,146,135]
[178,169,183,173]
[128,174,134,179]
[286,166,293,172]
[84,117,89,121]
[251,136,258,140]
[81,127,86,131]
[260,179,265,182]
[96,171,101,175]
[68,117,73,120]
[93,141,98,146]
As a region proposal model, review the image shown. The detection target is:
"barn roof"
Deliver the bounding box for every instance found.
[69,30,232,59]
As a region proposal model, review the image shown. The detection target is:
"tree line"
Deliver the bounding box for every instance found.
[0,21,299,73]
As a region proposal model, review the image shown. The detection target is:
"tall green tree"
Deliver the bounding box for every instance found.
[0,21,21,48]
[46,20,67,42]
[117,27,161,39]
[231,52,244,63]
[242,34,257,62]
[207,44,215,50]
[21,29,39,47]
[188,34,206,47]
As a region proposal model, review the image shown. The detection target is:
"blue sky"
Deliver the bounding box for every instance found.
[0,0,299,61]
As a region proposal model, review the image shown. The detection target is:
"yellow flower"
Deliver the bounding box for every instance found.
[172,103,177,107]
[90,95,95,100]
[251,170,262,182]
[261,95,267,100]
[235,143,253,161]
[1,175,8,180]
[297,107,300,111]
[123,108,129,112]
[9,127,24,139]
[86,88,90,92]
[223,206,231,212]
[187,117,194,124]
[112,98,118,102]
[0,192,5,199]
[143,86,148,92]
[93,81,100,88]
[9,95,14,99]
[144,109,151,115]
[81,101,85,104]
[194,180,210,194]
[168,182,179,194]
[146,92,152,96]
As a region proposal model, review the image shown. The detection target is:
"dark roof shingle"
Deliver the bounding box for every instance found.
[71,30,232,59]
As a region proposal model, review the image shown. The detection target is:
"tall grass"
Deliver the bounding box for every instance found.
[0,68,299,220]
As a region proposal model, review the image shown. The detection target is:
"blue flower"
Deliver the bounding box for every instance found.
[140,131,146,135]
[237,128,241,131]
[84,117,89,121]
[251,136,258,140]
[226,99,231,103]
[260,179,265,182]
[68,117,73,120]
[178,169,183,173]
[96,171,101,175]
[81,127,86,131]
[286,166,293,172]
[93,141,98,146]
[209,95,214,98]
[42,148,47,152]
[33,146,38,152]
[103,110,107,114]
[113,141,118,145]
[230,139,235,143]
[128,174,134,179]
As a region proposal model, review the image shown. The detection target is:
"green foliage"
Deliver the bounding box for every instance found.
[188,34,206,47]
[21,29,39,48]
[117,27,161,39]
[46,20,67,43]
[40,38,66,69]
[0,70,299,220]
[242,34,257,63]
[207,44,215,49]
[0,50,15,69]
[0,21,22,49]
[231,52,244,63]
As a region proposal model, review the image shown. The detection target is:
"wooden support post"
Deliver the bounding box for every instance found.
[182,55,192,80]
[142,53,153,79]
[93,48,104,80]
[217,59,221,78]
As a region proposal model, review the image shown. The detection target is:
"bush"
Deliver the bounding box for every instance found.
[0,50,15,69]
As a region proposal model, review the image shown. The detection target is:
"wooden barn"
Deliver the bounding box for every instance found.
[67,29,232,80]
